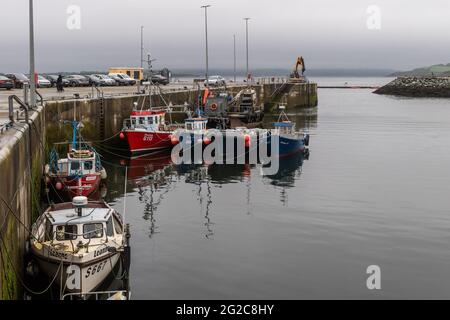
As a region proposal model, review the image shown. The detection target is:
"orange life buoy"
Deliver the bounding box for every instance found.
[210,103,218,111]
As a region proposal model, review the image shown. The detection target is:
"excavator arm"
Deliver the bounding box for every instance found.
[291,56,306,78]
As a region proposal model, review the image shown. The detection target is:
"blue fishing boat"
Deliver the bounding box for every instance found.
[271,106,310,157]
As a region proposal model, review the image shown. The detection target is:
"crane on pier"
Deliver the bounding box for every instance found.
[290,56,306,79]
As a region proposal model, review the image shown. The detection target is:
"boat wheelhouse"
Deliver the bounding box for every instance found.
[184,117,208,133]
[30,196,130,296]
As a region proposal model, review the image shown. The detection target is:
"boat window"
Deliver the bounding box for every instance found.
[113,215,123,234]
[106,217,114,237]
[186,123,192,130]
[56,225,77,241]
[83,223,104,239]
[45,219,53,241]
[131,118,136,126]
[84,161,93,171]
[58,162,68,174]
[70,161,80,173]
[148,117,154,124]
[139,117,145,125]
[155,116,159,124]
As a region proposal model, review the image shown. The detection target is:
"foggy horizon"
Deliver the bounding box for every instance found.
[1,0,449,74]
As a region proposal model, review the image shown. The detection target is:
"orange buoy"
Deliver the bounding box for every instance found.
[171,135,179,145]
[244,135,251,148]
[55,181,63,190]
[203,137,211,145]
[119,132,125,140]
[202,87,210,106]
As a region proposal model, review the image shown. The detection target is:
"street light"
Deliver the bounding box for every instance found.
[201,5,211,87]
[243,17,250,83]
[29,0,36,108]
[140,26,144,69]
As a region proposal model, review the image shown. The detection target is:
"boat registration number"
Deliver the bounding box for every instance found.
[85,260,108,278]
[143,134,153,141]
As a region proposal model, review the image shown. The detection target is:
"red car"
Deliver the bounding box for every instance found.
[0,75,14,90]
[5,73,29,89]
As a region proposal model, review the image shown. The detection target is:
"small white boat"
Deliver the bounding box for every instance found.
[30,196,129,295]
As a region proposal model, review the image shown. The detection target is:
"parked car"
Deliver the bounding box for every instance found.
[64,75,90,87]
[109,73,136,86]
[87,74,105,86]
[5,73,29,89]
[45,75,70,87]
[37,75,52,88]
[204,75,226,87]
[0,75,14,90]
[150,74,169,85]
[94,74,116,86]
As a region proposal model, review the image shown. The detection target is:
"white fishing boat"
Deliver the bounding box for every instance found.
[30,196,130,296]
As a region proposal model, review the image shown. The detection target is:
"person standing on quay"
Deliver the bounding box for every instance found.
[56,75,64,92]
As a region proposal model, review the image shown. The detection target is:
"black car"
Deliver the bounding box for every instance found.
[150,74,169,85]
[5,73,29,89]
[45,75,70,87]
[0,75,14,90]
[64,75,90,87]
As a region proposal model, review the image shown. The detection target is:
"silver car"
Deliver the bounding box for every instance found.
[94,74,116,86]
[204,75,226,87]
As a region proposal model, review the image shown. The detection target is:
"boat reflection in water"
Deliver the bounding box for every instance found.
[119,151,173,238]
[262,151,307,205]
[105,144,308,239]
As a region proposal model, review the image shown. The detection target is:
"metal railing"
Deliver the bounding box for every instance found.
[62,290,129,300]
[8,95,29,124]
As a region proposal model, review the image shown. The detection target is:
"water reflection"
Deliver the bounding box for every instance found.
[263,152,307,205]
[101,141,308,238]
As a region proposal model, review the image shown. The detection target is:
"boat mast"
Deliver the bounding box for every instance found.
[146,53,156,110]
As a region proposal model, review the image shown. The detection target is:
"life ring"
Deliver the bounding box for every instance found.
[210,103,218,111]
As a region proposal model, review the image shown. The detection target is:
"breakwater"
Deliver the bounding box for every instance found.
[374,77,450,97]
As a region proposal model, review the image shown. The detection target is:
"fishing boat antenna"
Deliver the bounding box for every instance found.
[73,196,88,217]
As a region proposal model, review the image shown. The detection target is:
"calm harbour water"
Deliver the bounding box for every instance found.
[102,77,450,299]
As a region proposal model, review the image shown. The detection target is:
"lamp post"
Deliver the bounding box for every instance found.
[140,26,144,69]
[29,0,36,108]
[233,34,236,83]
[201,5,211,87]
[243,17,250,82]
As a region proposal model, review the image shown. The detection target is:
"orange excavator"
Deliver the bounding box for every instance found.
[290,56,306,79]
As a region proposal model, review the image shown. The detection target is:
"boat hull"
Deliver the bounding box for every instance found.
[270,135,306,158]
[123,130,172,153]
[48,173,102,200]
[34,252,120,294]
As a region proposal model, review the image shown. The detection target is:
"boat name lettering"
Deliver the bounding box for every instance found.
[85,260,108,278]
[48,248,68,260]
[94,247,109,258]
[143,134,153,141]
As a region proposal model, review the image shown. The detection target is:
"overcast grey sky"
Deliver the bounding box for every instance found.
[1,0,449,73]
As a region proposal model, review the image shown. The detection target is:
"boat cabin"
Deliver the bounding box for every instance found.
[184,118,208,132]
[33,202,123,251]
[129,110,166,131]
[273,121,296,135]
[55,149,97,176]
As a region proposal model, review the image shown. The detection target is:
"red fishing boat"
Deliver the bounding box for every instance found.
[45,121,107,200]
[120,109,174,153]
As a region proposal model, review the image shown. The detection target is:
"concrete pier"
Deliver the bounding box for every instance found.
[0,80,317,299]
